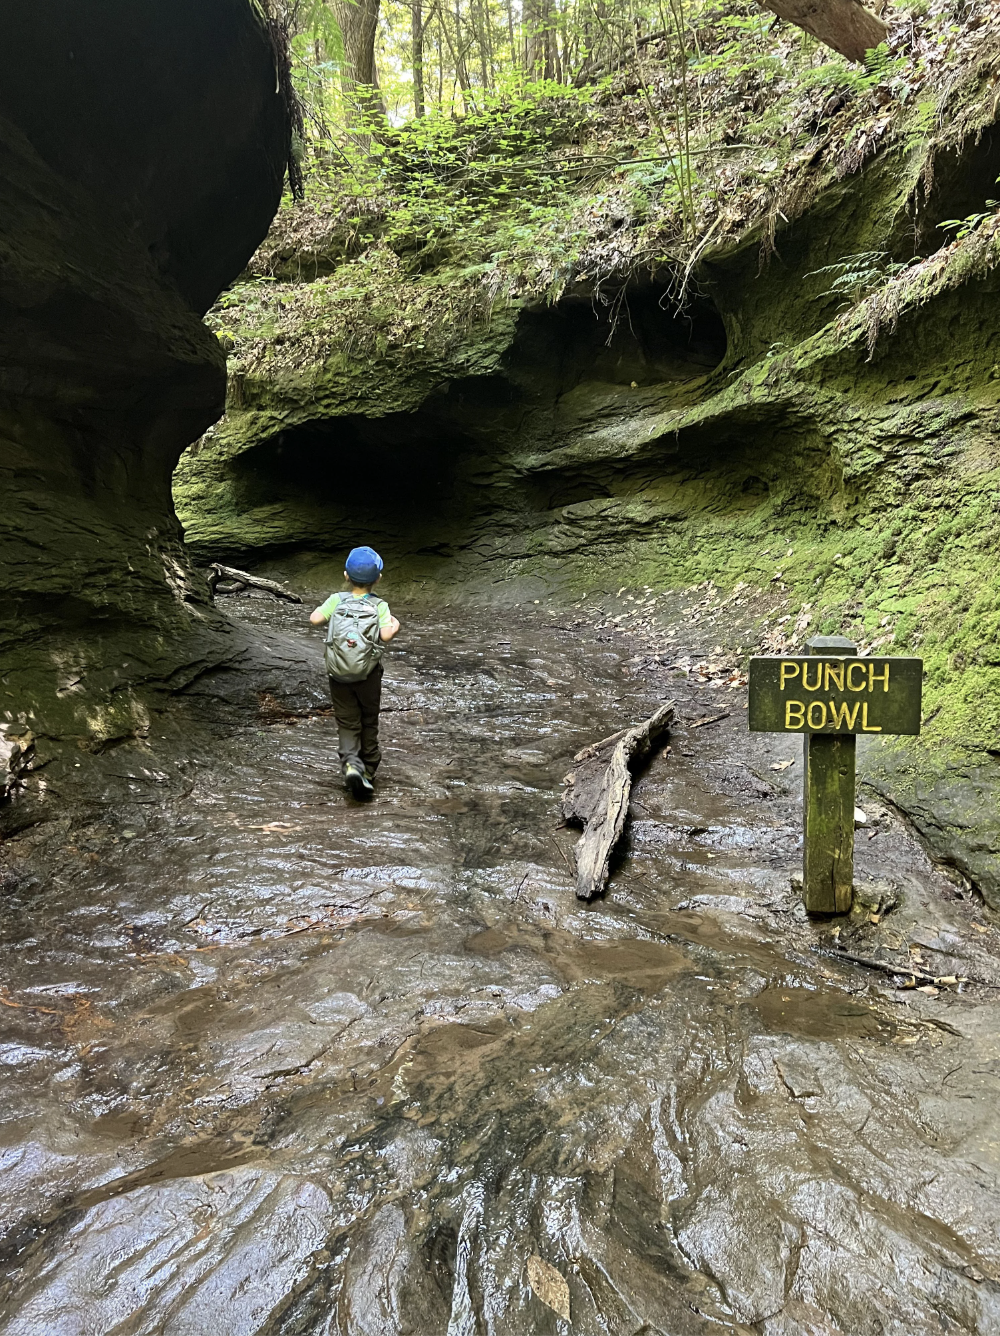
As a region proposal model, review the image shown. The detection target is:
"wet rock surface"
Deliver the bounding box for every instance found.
[5,1169,333,1336]
[2,594,1000,1333]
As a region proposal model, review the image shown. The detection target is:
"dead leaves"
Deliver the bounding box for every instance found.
[0,987,113,1044]
[527,1254,570,1320]
[0,987,57,1015]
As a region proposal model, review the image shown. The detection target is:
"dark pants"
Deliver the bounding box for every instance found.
[328,664,383,776]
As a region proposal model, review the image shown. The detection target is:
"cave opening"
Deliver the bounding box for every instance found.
[512,280,728,392]
[185,280,730,564]
[226,409,485,557]
[915,126,1000,253]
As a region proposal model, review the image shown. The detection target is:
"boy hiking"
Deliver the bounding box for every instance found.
[310,546,400,798]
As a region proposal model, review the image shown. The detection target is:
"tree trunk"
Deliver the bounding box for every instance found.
[759,0,888,63]
[332,0,385,123]
[452,0,473,97]
[524,0,557,77]
[476,0,491,91]
[505,0,518,67]
[412,0,426,116]
[438,1,473,108]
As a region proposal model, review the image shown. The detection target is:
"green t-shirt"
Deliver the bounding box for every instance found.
[318,592,392,629]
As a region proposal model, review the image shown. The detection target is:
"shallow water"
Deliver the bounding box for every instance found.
[1,599,999,1333]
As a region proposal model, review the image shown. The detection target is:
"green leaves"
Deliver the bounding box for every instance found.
[294,0,345,62]
[939,203,1000,242]
[806,251,910,307]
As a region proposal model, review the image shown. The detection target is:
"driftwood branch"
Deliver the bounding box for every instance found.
[691,710,730,729]
[758,0,888,64]
[207,564,302,603]
[819,948,992,988]
[562,703,675,900]
[572,727,631,763]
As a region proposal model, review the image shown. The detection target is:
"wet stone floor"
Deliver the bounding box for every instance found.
[1,599,1000,1334]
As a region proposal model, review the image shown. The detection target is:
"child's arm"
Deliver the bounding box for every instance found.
[380,616,400,643]
[310,593,339,626]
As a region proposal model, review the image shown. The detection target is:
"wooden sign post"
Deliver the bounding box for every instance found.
[749,635,922,914]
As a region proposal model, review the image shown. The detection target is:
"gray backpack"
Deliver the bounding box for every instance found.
[324,593,385,683]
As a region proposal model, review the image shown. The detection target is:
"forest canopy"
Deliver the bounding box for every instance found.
[262,0,965,262]
[277,0,897,133]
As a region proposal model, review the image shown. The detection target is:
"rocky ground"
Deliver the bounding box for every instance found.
[0,580,999,1334]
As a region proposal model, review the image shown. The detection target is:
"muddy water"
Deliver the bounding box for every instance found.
[1,600,1000,1333]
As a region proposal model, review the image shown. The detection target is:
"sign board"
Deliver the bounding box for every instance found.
[748,637,923,916]
[748,655,922,736]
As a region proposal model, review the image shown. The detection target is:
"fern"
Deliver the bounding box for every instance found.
[806,250,909,307]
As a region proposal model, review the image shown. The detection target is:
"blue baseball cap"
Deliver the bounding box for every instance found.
[345,546,383,583]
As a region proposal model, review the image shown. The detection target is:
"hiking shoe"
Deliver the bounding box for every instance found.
[344,763,374,798]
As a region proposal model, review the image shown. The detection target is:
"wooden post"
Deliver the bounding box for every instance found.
[802,635,857,914]
[749,640,922,917]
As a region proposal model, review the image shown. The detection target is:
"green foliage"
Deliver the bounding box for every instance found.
[260,81,607,294]
[806,251,910,307]
[295,0,344,59]
[939,202,1000,241]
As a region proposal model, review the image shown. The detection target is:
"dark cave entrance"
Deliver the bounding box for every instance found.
[227,410,484,557]
[200,281,730,564]
[512,281,728,392]
[915,126,1000,253]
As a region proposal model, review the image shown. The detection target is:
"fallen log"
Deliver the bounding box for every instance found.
[759,0,888,65]
[562,702,675,900]
[207,564,302,603]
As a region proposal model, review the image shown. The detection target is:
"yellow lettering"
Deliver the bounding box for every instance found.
[779,662,800,690]
[861,702,882,732]
[829,700,861,730]
[847,661,867,692]
[807,700,827,729]
[785,700,805,729]
[802,662,823,691]
[824,661,844,691]
[869,662,889,693]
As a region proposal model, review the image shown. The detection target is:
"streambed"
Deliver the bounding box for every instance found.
[1,594,999,1334]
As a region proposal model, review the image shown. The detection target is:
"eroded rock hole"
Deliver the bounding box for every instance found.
[916,126,1000,253]
[199,287,729,560]
[229,412,481,555]
[512,283,727,391]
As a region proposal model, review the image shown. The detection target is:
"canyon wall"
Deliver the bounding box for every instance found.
[0,0,290,743]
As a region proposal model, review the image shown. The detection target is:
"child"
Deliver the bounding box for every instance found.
[310,546,400,797]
